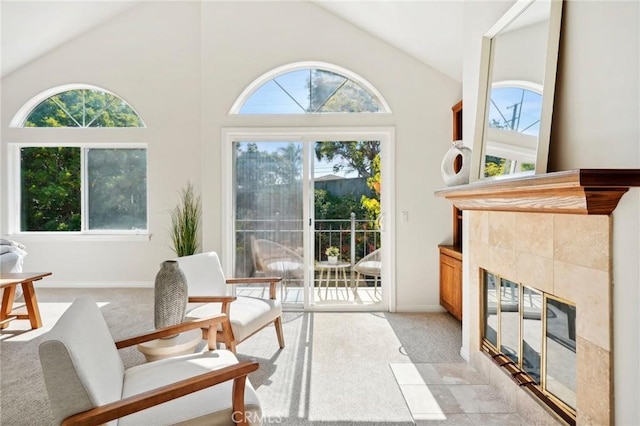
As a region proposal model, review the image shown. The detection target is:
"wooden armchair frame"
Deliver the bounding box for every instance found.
[189,276,284,353]
[60,314,258,426]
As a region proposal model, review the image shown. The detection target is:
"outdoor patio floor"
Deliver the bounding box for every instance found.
[237,284,382,306]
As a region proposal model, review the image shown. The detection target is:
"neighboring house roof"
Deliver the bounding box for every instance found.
[315,174,345,182]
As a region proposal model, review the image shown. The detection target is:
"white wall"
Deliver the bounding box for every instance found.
[1,1,461,311]
[1,2,203,285]
[463,0,640,423]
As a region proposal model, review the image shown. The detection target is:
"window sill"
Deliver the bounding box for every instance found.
[6,233,151,242]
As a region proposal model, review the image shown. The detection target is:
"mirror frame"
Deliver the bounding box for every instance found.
[470,0,563,182]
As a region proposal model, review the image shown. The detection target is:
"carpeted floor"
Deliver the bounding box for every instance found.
[0,287,472,425]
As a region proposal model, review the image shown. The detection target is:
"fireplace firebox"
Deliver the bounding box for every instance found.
[481,269,577,424]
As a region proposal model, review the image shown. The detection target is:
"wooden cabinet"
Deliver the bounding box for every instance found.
[439,245,462,321]
[438,100,463,321]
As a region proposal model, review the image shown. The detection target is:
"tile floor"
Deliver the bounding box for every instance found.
[391,363,529,425]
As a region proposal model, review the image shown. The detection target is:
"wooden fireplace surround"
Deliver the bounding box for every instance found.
[435,169,640,215]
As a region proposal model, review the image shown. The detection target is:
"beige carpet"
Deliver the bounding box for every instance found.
[0,288,463,425]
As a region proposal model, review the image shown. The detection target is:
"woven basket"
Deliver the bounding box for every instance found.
[154,260,188,330]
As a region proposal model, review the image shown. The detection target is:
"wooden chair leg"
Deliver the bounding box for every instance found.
[274,316,285,349]
[231,375,248,425]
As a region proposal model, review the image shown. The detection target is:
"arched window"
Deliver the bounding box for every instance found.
[11,84,145,128]
[8,85,147,236]
[488,82,542,136]
[483,81,542,177]
[230,62,390,115]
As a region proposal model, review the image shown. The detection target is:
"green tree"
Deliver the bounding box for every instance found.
[21,147,81,231]
[25,89,143,128]
[484,155,506,177]
[361,155,381,220]
[314,189,366,220]
[87,149,147,229]
[310,70,380,113]
[234,143,303,221]
[314,141,380,178]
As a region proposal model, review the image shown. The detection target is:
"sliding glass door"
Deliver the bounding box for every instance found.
[225,129,392,311]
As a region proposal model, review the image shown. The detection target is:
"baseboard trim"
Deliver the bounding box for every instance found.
[459,346,470,361]
[394,304,448,313]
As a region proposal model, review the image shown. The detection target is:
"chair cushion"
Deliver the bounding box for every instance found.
[263,260,304,278]
[176,252,228,297]
[120,350,261,426]
[355,261,381,277]
[39,296,125,425]
[186,297,282,343]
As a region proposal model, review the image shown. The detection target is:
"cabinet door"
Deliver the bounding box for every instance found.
[440,253,462,321]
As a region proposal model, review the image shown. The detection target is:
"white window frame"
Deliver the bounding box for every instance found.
[7,143,149,241]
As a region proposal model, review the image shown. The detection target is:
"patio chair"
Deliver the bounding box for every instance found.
[251,237,305,300]
[39,296,261,426]
[352,248,382,297]
[176,251,284,352]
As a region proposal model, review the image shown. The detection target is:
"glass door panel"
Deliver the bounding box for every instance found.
[232,141,305,306]
[312,140,382,307]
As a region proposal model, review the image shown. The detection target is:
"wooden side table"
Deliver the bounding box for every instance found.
[137,328,202,362]
[0,272,51,330]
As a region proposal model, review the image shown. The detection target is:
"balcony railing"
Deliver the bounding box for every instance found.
[234,212,380,279]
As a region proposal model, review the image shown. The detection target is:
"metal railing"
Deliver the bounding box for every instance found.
[234,212,380,278]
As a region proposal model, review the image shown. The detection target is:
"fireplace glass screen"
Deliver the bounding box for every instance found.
[522,287,542,382]
[500,278,519,363]
[481,270,576,419]
[546,297,577,409]
[483,271,498,347]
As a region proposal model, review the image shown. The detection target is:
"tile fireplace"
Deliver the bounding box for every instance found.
[435,170,640,425]
[468,211,609,425]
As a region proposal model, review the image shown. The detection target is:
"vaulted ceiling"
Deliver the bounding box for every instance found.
[0,1,464,81]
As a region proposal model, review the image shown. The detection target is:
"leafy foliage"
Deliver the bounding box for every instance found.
[24,89,143,128]
[314,189,367,220]
[314,141,379,178]
[170,183,202,257]
[87,149,147,230]
[314,140,381,220]
[311,70,380,113]
[20,147,81,231]
[361,155,381,220]
[325,246,340,257]
[20,147,147,232]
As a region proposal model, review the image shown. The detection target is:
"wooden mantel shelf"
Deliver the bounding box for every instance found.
[434,169,640,215]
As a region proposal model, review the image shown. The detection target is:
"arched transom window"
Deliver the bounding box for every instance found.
[8,84,147,235]
[231,63,390,115]
[12,85,144,128]
[483,81,542,177]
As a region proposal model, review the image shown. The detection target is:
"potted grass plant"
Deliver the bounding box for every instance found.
[154,182,201,331]
[170,182,202,257]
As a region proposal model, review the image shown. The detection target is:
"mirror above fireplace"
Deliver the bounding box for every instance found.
[470,0,563,181]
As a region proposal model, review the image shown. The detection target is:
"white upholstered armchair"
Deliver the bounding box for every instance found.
[176,251,284,353]
[39,296,261,426]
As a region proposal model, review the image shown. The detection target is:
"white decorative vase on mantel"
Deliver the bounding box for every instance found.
[441,140,472,186]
